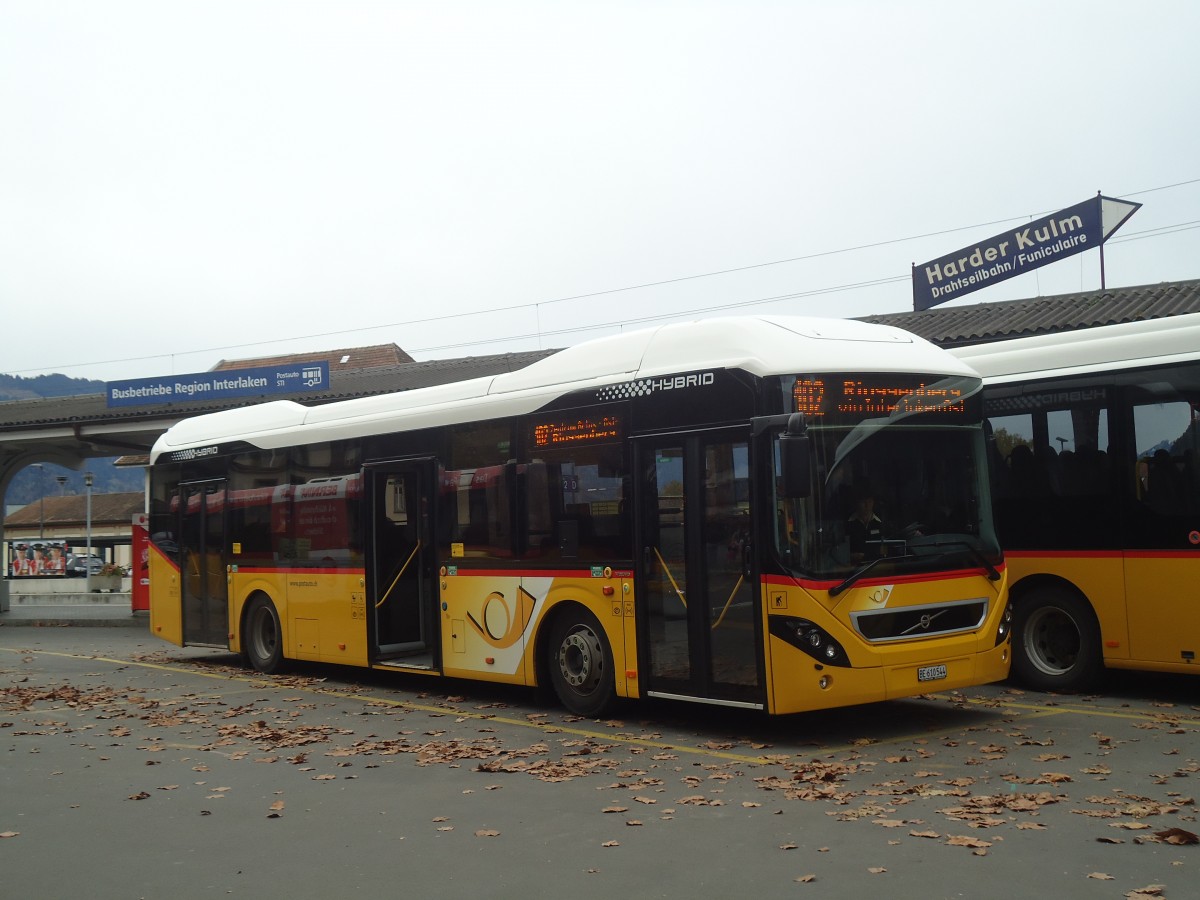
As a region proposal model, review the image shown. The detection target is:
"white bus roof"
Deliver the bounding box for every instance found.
[152,315,976,461]
[950,312,1200,385]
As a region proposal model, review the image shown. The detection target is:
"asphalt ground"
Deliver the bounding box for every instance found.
[1,628,1196,899]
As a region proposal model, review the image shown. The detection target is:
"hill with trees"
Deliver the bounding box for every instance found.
[1,373,141,509]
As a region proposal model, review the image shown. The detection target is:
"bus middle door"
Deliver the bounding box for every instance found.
[367,460,438,669]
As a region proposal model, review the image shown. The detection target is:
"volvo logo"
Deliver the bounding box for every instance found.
[902,609,948,635]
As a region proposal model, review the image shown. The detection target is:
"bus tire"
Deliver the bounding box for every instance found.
[547,607,614,717]
[243,596,285,674]
[1011,587,1101,692]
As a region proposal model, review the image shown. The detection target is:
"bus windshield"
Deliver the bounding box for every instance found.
[772,373,1000,582]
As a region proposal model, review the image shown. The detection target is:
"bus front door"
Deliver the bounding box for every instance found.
[178,479,229,648]
[367,460,437,668]
[636,432,762,708]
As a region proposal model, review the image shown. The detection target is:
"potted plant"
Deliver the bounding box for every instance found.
[91,563,126,593]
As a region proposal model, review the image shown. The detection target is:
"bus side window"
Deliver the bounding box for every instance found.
[520,442,630,562]
[1134,401,1198,517]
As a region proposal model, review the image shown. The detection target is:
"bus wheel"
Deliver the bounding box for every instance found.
[1012,588,1101,692]
[548,609,614,717]
[243,596,284,674]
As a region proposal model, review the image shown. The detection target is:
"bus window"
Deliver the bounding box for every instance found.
[443,422,514,559]
[1134,400,1200,520]
[522,442,629,562]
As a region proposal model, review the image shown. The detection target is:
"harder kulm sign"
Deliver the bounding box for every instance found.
[912,194,1141,311]
[106,361,329,407]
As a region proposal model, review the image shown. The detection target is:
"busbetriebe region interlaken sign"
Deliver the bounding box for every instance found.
[912,194,1141,311]
[106,361,330,407]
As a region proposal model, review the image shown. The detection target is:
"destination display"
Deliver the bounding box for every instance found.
[792,375,970,420]
[532,414,622,448]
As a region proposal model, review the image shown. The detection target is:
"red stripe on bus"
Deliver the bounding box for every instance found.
[762,564,1005,592]
[1004,549,1119,559]
[231,566,609,579]
[1004,549,1200,560]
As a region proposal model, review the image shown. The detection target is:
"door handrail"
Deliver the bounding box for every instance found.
[376,540,422,609]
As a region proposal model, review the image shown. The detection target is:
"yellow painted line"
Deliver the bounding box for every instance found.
[1,645,778,765]
[9,645,1195,764]
[965,694,1200,726]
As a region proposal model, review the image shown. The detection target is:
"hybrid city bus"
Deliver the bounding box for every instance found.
[147,316,1011,715]
[954,313,1200,690]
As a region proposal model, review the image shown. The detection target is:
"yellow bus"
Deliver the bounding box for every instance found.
[953,313,1200,690]
[148,316,1011,715]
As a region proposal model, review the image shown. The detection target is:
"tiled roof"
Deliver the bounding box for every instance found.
[4,492,144,528]
[212,343,414,370]
[860,279,1200,348]
[0,349,557,432]
[4,279,1200,436]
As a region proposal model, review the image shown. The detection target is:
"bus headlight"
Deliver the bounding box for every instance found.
[995,601,1013,646]
[769,617,850,667]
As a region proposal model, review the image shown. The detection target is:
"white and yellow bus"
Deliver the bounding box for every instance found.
[148,316,1011,715]
[954,313,1200,690]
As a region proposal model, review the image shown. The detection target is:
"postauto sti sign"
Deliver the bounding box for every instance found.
[107,362,329,407]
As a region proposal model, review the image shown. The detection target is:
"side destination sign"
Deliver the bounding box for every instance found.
[107,362,329,407]
[912,194,1140,311]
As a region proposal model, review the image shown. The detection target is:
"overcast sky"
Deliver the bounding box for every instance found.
[3,1,1198,384]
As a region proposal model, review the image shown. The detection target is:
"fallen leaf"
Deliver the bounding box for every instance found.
[867,867,887,874]
[1156,827,1199,845]
[475,829,500,837]
[1125,886,1166,899]
[0,831,19,838]
[946,835,992,848]
[794,875,816,883]
[602,841,619,848]
[1087,873,1115,880]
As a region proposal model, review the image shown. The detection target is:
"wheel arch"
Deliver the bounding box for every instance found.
[1009,572,1092,614]
[532,597,591,691]
[1009,573,1104,691]
[237,587,285,663]
[534,596,619,715]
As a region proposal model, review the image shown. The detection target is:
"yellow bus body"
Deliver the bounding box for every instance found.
[763,570,1010,715]
[151,549,1009,714]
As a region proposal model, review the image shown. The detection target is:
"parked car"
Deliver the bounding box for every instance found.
[65,554,104,577]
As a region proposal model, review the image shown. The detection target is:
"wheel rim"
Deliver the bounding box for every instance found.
[1023,605,1080,676]
[557,625,604,695]
[250,605,278,661]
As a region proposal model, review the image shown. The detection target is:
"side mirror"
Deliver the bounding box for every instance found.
[779,413,812,498]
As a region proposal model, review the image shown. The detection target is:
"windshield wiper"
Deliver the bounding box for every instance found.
[829,554,908,598]
[829,540,999,597]
[913,539,1001,581]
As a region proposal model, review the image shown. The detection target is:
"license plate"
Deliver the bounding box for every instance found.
[918,664,948,682]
